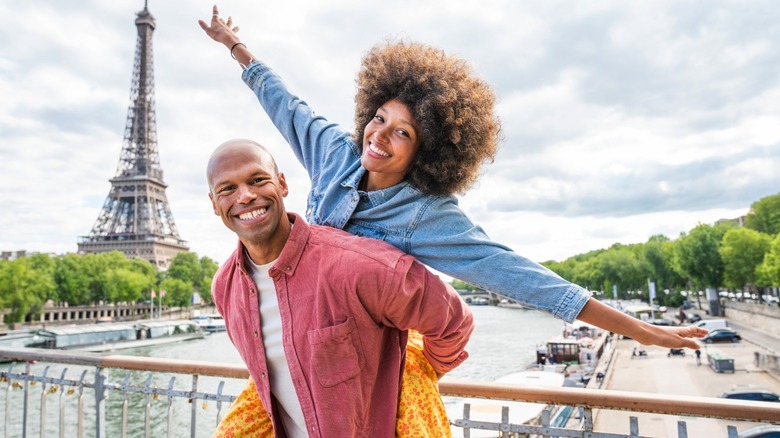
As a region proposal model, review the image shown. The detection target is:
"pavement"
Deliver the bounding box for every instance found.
[592,318,780,437]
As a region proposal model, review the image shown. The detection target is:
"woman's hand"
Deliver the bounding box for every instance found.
[198,4,240,46]
[633,324,709,349]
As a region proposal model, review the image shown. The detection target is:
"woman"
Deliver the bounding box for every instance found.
[199,6,707,437]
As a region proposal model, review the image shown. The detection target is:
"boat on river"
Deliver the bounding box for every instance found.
[192,314,227,333]
[528,321,603,383]
[37,319,204,352]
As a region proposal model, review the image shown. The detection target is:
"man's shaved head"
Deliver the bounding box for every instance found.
[207,139,279,193]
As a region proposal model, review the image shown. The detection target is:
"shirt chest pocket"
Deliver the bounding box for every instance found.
[307,317,366,387]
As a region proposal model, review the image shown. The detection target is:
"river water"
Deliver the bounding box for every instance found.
[3,305,565,437]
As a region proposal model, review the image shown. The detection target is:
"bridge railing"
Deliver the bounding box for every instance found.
[1,347,778,438]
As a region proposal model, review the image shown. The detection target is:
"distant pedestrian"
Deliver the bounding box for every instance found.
[695,349,702,366]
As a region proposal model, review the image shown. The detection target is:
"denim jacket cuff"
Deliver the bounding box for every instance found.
[553,286,592,323]
[241,60,270,88]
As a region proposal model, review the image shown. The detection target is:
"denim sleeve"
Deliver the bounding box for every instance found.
[410,197,591,323]
[241,61,347,182]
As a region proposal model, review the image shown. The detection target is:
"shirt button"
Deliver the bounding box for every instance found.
[253,331,259,338]
[249,288,255,294]
[285,266,291,271]
[261,373,265,378]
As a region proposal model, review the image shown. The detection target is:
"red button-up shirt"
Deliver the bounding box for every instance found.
[212,213,474,437]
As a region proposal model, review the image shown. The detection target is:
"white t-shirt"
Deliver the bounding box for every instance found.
[246,253,307,437]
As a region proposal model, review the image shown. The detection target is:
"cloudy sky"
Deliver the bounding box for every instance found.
[1,1,778,269]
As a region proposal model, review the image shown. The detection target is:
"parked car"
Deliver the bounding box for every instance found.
[720,388,780,403]
[686,313,702,323]
[701,328,741,343]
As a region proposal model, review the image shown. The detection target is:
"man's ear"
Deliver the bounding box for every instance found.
[208,192,218,215]
[278,172,289,197]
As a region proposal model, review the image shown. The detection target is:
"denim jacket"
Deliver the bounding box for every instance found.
[243,61,591,322]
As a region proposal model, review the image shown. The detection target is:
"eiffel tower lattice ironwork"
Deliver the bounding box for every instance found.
[78,3,188,269]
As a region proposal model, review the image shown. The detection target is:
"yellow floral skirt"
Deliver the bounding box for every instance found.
[213,331,451,437]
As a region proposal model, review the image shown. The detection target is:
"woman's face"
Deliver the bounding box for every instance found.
[361,99,421,190]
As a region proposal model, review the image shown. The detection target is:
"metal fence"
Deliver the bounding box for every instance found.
[1,347,778,438]
[1,347,246,438]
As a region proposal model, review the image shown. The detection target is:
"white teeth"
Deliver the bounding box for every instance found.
[369,143,390,157]
[239,208,267,220]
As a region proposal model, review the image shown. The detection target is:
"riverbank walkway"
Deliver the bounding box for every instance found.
[593,316,780,436]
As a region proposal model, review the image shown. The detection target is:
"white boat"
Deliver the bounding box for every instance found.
[446,371,569,437]
[37,320,205,352]
[192,314,227,333]
[528,337,599,384]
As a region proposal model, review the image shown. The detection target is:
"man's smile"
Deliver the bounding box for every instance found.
[237,207,268,221]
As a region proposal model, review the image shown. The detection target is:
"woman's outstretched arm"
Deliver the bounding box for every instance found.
[198,5,255,68]
[576,298,708,349]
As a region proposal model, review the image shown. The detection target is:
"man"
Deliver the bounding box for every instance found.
[207,139,474,437]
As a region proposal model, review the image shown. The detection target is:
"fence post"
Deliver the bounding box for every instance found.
[40,366,50,438]
[22,361,30,437]
[94,367,106,438]
[190,374,198,438]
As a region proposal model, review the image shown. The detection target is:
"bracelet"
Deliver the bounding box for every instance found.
[230,42,246,60]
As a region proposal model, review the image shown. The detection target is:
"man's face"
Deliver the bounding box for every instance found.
[208,142,289,253]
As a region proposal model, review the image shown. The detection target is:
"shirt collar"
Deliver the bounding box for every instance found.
[342,166,410,205]
[341,166,366,189]
[272,213,307,277]
[233,212,308,277]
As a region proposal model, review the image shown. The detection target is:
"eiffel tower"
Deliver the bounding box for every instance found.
[78,2,188,269]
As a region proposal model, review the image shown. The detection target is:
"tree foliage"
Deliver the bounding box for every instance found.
[673,224,726,289]
[720,228,771,289]
[0,250,220,324]
[0,257,54,323]
[744,193,780,235]
[758,234,780,287]
[164,252,220,305]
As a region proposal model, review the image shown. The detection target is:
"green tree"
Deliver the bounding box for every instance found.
[596,244,646,295]
[757,234,780,287]
[643,235,685,297]
[159,278,192,307]
[744,192,780,235]
[28,254,57,303]
[54,254,91,305]
[720,228,771,290]
[198,256,219,304]
[673,224,725,290]
[0,257,54,324]
[164,252,221,305]
[104,268,155,303]
[167,252,202,285]
[80,252,128,304]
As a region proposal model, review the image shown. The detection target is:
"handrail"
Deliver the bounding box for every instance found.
[3,346,778,424]
[438,381,780,423]
[0,346,249,378]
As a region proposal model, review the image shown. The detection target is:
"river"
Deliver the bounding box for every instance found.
[3,305,565,437]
